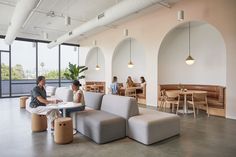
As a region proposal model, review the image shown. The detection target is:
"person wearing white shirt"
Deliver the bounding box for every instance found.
[65,80,85,117]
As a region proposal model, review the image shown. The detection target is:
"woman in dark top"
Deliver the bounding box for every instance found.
[30,76,61,130]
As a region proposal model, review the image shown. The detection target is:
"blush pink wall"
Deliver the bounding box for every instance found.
[79,0,236,119]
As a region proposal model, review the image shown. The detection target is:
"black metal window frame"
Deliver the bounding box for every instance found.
[0,35,80,98]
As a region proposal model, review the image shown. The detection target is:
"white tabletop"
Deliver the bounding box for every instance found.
[46,102,83,109]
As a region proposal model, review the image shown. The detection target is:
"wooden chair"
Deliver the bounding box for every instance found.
[187,92,209,118]
[158,90,166,111]
[162,91,180,112]
[125,88,137,99]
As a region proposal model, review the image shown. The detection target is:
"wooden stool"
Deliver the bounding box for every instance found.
[54,117,73,144]
[31,113,47,132]
[20,96,28,108]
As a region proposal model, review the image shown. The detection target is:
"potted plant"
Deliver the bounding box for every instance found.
[64,62,88,81]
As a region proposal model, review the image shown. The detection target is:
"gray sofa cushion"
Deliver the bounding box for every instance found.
[76,110,126,144]
[101,95,139,120]
[55,87,73,102]
[128,108,180,145]
[84,92,104,110]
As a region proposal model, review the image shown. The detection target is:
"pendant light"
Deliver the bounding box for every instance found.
[186,22,195,65]
[128,37,134,68]
[95,47,100,70]
[65,0,71,26]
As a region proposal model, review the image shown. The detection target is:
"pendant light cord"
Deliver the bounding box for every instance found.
[97,47,98,65]
[188,22,190,56]
[129,38,131,61]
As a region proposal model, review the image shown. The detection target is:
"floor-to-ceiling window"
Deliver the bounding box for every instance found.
[11,40,36,96]
[38,43,59,87]
[60,45,79,87]
[0,36,79,98]
[0,39,10,97]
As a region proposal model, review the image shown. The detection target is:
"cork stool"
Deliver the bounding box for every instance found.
[19,96,28,108]
[54,117,73,144]
[31,113,47,132]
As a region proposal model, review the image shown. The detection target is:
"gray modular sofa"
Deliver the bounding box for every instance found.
[76,92,180,145]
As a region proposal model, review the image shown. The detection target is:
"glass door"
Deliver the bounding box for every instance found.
[0,51,10,97]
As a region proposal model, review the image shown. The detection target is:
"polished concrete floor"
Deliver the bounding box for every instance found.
[0,98,236,157]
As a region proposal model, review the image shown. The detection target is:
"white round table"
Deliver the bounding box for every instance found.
[47,102,83,117]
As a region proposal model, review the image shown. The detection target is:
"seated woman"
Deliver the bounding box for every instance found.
[110,76,119,95]
[126,76,134,88]
[137,76,146,97]
[30,76,62,130]
[64,80,85,117]
[140,76,146,88]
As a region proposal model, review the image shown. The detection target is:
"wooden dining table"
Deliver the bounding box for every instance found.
[167,90,207,114]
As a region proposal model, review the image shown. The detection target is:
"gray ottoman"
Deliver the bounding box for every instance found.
[128,110,180,145]
[76,110,126,144]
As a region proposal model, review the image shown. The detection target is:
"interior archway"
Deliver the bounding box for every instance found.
[85,47,105,81]
[158,21,226,86]
[112,37,146,84]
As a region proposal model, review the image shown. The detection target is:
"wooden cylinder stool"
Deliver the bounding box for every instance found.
[54,117,73,144]
[20,96,28,108]
[31,113,47,132]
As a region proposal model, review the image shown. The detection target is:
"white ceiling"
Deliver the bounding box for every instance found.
[0,0,180,44]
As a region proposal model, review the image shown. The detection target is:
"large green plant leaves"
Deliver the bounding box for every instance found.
[64,62,88,80]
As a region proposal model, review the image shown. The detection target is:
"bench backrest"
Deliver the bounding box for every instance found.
[101,94,139,120]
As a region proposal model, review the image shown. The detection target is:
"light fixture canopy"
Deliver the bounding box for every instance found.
[93,40,97,46]
[124,28,128,37]
[177,10,184,21]
[74,46,77,52]
[32,42,36,48]
[43,32,48,40]
[65,16,71,26]
[185,22,195,65]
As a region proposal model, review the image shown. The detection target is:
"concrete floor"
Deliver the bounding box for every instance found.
[0,98,236,157]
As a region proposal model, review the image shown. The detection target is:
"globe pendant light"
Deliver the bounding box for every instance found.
[95,47,100,70]
[186,22,195,65]
[128,38,134,68]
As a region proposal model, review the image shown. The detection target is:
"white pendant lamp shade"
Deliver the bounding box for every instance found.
[128,60,134,68]
[177,10,184,21]
[95,64,100,70]
[185,55,195,65]
[185,22,195,65]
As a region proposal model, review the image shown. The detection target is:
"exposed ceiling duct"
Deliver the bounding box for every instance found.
[48,0,166,48]
[4,0,41,45]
